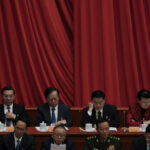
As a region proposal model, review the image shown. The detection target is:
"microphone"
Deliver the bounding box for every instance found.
[122,110,127,132]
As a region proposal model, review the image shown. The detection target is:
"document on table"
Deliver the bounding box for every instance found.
[51,143,66,150]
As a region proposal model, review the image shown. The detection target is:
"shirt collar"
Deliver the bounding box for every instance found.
[14,133,23,142]
[4,104,13,109]
[50,105,58,110]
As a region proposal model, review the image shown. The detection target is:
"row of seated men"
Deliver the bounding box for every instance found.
[0,86,150,127]
[0,86,150,150]
[0,117,150,150]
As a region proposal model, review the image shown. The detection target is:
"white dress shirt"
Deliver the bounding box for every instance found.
[88,108,103,120]
[14,134,22,148]
[4,104,13,126]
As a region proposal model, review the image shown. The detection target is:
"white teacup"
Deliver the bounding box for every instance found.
[0,122,5,131]
[140,124,148,131]
[85,123,93,131]
[40,122,47,131]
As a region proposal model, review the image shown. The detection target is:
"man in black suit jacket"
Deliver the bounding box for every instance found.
[81,90,120,127]
[0,86,30,126]
[35,87,72,126]
[40,125,74,150]
[0,119,35,150]
[131,125,150,150]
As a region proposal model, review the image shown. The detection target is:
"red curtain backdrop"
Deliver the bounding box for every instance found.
[0,0,150,107]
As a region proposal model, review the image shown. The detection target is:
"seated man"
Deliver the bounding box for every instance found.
[131,124,150,150]
[83,118,123,150]
[0,119,35,150]
[35,87,73,126]
[40,125,74,150]
[126,89,150,126]
[81,90,120,127]
[0,86,30,126]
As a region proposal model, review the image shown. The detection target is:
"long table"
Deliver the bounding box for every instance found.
[0,127,144,150]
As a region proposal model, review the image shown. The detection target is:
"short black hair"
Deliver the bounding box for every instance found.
[14,119,27,127]
[91,90,105,100]
[44,87,59,98]
[137,89,150,101]
[96,118,109,128]
[1,86,15,95]
[146,125,150,133]
[53,124,66,132]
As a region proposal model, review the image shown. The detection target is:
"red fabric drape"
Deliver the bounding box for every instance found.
[0,0,74,106]
[74,0,150,107]
[1,0,150,107]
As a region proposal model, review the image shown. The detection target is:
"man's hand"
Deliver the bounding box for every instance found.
[88,102,94,112]
[5,112,16,119]
[55,120,67,126]
[143,120,150,124]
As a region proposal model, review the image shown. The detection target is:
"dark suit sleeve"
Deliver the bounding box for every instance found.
[131,139,138,150]
[14,105,30,126]
[0,136,6,150]
[130,136,145,150]
[64,107,73,127]
[0,105,5,124]
[107,106,120,127]
[68,140,75,150]
[81,108,94,127]
[40,140,50,150]
[26,136,36,150]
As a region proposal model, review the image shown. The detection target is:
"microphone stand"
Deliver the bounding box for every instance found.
[122,110,127,132]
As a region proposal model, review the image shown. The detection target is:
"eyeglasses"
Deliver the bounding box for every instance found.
[53,133,66,138]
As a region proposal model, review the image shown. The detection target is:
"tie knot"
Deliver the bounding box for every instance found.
[7,106,10,110]
[17,139,20,143]
[52,107,55,111]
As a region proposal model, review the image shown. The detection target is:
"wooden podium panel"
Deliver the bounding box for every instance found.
[26,107,128,127]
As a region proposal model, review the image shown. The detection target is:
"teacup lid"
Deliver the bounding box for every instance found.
[40,121,46,125]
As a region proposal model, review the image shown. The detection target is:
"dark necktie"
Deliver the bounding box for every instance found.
[98,111,101,120]
[51,108,56,123]
[6,106,11,126]
[16,139,20,150]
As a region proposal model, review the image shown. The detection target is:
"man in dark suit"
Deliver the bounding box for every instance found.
[81,90,120,127]
[131,125,150,150]
[0,119,35,150]
[40,125,74,150]
[35,87,72,126]
[0,86,30,126]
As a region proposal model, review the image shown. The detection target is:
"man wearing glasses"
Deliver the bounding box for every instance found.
[0,86,30,126]
[40,125,74,150]
[0,119,35,150]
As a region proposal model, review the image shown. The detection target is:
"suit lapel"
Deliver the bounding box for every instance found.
[142,136,147,150]
[45,103,51,123]
[103,105,106,118]
[8,133,15,150]
[0,105,5,123]
[13,104,18,115]
[20,134,26,150]
[92,109,96,120]
[58,104,62,121]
